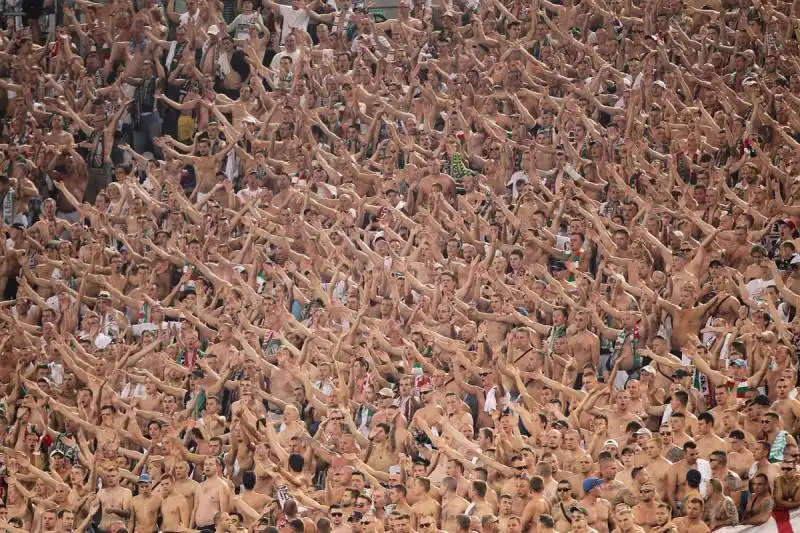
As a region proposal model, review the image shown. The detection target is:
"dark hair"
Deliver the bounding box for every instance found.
[530,476,545,492]
[243,471,256,490]
[698,412,715,425]
[288,519,305,533]
[686,469,701,488]
[472,480,488,498]
[683,441,698,451]
[710,450,727,464]
[288,453,305,473]
[673,391,689,406]
[538,515,555,528]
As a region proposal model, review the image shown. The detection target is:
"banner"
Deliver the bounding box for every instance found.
[718,510,797,533]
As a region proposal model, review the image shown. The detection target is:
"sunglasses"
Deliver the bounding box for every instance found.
[331,513,343,518]
[420,524,433,528]
[660,432,672,436]
[783,467,795,472]
[640,489,653,493]
[558,488,571,492]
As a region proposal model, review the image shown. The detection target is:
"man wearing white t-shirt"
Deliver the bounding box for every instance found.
[263,0,310,44]
[269,32,302,70]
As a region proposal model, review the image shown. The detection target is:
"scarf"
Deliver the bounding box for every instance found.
[610,326,640,368]
[166,40,187,73]
[547,324,567,354]
[770,430,789,463]
[133,77,156,127]
[449,152,469,182]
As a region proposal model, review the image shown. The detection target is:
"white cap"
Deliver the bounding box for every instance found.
[207,24,221,36]
[652,80,667,89]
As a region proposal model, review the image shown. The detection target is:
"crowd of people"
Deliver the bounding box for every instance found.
[1,0,800,531]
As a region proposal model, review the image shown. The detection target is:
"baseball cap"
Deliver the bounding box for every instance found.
[582,478,604,493]
[652,80,667,89]
[753,394,771,406]
[640,365,655,375]
[138,472,153,484]
[635,428,652,437]
[729,359,747,368]
[603,439,619,448]
[378,387,395,398]
[98,291,111,299]
[207,24,220,35]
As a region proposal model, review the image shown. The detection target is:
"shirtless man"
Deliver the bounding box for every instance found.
[159,476,192,533]
[693,413,726,459]
[521,476,550,532]
[583,388,643,443]
[97,468,133,531]
[673,497,709,533]
[726,430,754,481]
[410,478,440,527]
[773,379,800,436]
[131,473,161,533]
[774,460,800,510]
[173,460,199,516]
[440,477,469,533]
[468,481,495,523]
[568,311,601,384]
[666,442,707,513]
[632,483,659,530]
[159,135,238,204]
[579,478,611,533]
[365,423,399,473]
[743,473,774,525]
[193,457,232,530]
[643,438,672,503]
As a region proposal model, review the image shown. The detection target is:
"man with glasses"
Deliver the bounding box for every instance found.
[774,459,800,510]
[328,505,350,533]
[760,410,797,462]
[632,483,659,529]
[551,481,578,532]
